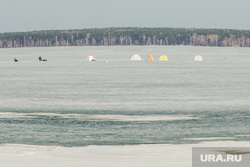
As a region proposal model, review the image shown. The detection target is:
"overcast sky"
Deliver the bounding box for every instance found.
[0,0,249,33]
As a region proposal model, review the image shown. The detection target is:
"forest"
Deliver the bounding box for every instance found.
[0,27,249,48]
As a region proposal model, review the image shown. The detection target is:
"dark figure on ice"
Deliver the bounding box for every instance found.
[39,56,47,61]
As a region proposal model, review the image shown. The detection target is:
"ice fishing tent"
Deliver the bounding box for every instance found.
[145,54,154,61]
[194,55,203,61]
[159,55,168,61]
[87,55,96,61]
[130,54,142,61]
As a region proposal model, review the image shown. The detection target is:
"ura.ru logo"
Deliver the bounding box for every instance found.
[200,154,242,163]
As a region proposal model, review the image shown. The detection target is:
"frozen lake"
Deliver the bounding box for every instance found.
[0,46,250,147]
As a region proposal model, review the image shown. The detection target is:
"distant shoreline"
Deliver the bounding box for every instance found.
[0,27,249,48]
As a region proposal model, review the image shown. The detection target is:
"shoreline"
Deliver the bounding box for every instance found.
[1,141,250,167]
[0,45,248,49]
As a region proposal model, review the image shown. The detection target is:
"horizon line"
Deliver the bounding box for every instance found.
[1,26,250,34]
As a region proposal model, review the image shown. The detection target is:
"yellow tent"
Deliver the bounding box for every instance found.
[159,55,168,61]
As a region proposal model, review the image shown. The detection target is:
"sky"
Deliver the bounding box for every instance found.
[0,0,249,33]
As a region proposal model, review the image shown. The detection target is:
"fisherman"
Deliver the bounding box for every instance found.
[14,58,18,62]
[39,56,42,61]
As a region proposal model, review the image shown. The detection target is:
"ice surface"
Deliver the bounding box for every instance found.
[1,46,250,166]
[1,141,250,167]
[0,112,199,121]
[1,46,250,112]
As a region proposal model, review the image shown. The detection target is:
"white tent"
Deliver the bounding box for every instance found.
[87,55,96,61]
[131,54,142,61]
[194,55,203,61]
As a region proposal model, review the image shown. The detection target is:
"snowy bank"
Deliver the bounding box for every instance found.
[1,141,250,167]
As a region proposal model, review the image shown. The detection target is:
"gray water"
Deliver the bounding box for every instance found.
[0,46,250,147]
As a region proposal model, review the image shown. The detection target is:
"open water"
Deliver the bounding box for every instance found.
[0,46,250,147]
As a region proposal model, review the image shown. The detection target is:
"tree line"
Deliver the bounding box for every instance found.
[0,27,249,48]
